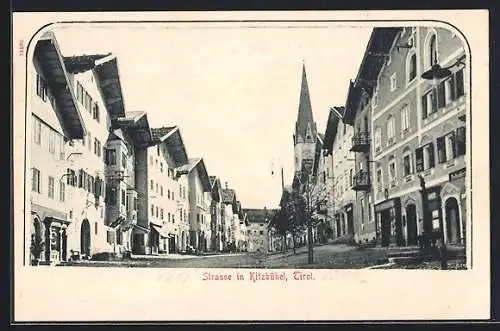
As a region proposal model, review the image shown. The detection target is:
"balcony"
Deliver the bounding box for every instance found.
[350,131,371,152]
[352,170,371,191]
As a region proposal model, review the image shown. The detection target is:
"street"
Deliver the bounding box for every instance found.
[61,243,390,269]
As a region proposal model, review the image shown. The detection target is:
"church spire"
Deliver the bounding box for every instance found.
[294,63,317,145]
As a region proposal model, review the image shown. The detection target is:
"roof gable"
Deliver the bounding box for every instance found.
[34,31,86,139]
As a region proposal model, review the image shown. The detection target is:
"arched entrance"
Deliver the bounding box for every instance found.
[80,219,91,257]
[445,197,461,244]
[405,204,418,246]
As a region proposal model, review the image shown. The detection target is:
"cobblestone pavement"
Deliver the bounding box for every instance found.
[60,244,389,269]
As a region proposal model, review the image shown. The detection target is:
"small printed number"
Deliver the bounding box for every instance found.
[19,40,24,56]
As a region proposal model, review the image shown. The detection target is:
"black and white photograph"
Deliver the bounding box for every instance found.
[12,10,489,322]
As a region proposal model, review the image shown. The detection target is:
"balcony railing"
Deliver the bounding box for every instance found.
[350,131,371,152]
[352,170,371,191]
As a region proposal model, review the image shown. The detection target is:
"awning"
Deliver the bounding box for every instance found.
[132,223,150,233]
[150,223,169,238]
[109,216,125,228]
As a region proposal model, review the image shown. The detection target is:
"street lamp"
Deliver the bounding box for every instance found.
[421,54,466,85]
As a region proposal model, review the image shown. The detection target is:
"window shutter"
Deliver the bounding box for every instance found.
[431,88,438,113]
[421,94,428,119]
[428,143,435,168]
[456,126,466,156]
[436,136,446,163]
[449,75,456,101]
[455,69,465,97]
[415,147,424,172]
[78,169,83,188]
[437,81,446,108]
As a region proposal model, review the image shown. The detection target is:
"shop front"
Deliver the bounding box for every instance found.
[374,197,403,247]
[31,204,70,265]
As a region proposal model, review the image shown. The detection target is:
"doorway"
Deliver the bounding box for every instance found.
[346,209,354,235]
[380,210,391,247]
[80,219,91,257]
[445,197,461,244]
[61,229,67,261]
[406,204,418,246]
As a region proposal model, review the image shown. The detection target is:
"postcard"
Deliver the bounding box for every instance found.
[12,10,490,322]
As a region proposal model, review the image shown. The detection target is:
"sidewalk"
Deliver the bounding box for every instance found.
[130,252,246,260]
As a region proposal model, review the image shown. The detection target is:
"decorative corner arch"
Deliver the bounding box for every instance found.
[441,182,461,201]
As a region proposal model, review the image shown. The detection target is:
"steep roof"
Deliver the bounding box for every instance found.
[343,28,401,125]
[323,106,345,153]
[294,64,317,144]
[64,53,127,119]
[176,158,211,192]
[151,126,177,142]
[113,111,153,148]
[34,31,86,139]
[152,126,189,167]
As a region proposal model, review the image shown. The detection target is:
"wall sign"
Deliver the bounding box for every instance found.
[449,167,466,181]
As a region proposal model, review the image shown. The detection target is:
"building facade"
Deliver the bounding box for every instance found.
[29,31,87,265]
[177,158,212,252]
[209,176,224,252]
[323,106,356,242]
[346,26,467,247]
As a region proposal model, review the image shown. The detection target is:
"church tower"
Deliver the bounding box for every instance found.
[293,63,317,177]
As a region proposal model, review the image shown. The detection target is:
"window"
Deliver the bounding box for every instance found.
[374,127,382,151]
[151,204,154,216]
[95,222,98,235]
[94,138,99,156]
[259,230,264,235]
[157,145,160,156]
[58,134,65,160]
[387,116,395,143]
[59,182,65,202]
[368,196,373,223]
[416,143,435,172]
[155,183,159,193]
[105,149,117,165]
[160,209,164,220]
[150,155,153,165]
[428,33,438,67]
[160,162,163,173]
[437,131,457,163]
[390,73,397,91]
[134,197,138,211]
[197,214,200,223]
[456,126,466,156]
[172,215,175,223]
[455,69,465,98]
[168,213,171,222]
[421,89,438,119]
[172,192,175,200]
[121,152,127,168]
[388,161,397,187]
[403,153,414,176]
[76,81,83,103]
[48,129,55,154]
[116,229,122,245]
[349,169,353,186]
[407,52,417,83]
[401,105,410,133]
[156,207,159,218]
[160,186,163,196]
[106,187,117,205]
[32,168,41,192]
[92,103,100,122]
[33,116,41,144]
[376,168,383,192]
[121,189,126,206]
[36,74,47,101]
[48,176,55,198]
[150,180,154,191]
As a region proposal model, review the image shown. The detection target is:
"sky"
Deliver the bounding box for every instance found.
[51,22,372,209]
